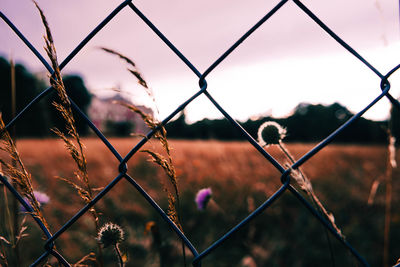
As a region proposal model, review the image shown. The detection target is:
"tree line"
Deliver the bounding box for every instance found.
[0,56,396,143]
[166,103,394,144]
[0,57,91,137]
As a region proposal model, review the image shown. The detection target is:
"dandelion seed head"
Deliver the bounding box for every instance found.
[195,187,212,210]
[257,121,286,146]
[97,223,124,248]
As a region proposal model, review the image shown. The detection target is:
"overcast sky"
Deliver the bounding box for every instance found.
[1,0,399,122]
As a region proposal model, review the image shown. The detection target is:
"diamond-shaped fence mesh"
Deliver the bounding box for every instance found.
[1,1,400,266]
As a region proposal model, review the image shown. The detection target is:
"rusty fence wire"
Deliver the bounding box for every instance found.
[1,1,400,266]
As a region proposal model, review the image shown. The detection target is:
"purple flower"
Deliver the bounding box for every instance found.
[20,191,50,212]
[195,188,212,210]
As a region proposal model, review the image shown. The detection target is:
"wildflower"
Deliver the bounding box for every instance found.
[258,121,343,238]
[195,188,212,210]
[97,223,124,248]
[20,191,50,212]
[257,121,286,146]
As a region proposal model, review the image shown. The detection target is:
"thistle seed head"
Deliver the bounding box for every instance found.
[257,121,286,146]
[98,223,124,248]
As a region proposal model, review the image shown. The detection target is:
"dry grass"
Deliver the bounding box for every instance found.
[3,138,398,265]
[14,138,389,205]
[0,117,50,230]
[30,2,102,264]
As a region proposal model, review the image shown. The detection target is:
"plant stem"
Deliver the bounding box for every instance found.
[10,57,20,267]
[96,236,104,267]
[278,142,296,164]
[11,185,19,266]
[383,168,392,267]
[114,244,124,267]
[2,185,13,246]
[383,132,395,267]
[175,199,186,267]
[277,142,336,266]
[1,183,12,266]
[277,142,338,231]
[180,237,186,267]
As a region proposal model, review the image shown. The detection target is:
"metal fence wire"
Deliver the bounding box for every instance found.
[1,1,400,266]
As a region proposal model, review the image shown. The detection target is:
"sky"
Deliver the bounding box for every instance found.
[1,0,399,123]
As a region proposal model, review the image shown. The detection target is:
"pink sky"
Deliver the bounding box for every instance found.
[1,0,399,122]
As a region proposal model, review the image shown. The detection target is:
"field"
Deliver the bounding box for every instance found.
[2,138,400,266]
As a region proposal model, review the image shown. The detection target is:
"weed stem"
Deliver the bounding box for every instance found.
[114,244,124,267]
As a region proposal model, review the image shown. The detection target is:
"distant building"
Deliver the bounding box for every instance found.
[88,94,154,135]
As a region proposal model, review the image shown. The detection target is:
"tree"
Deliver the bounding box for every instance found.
[284,102,352,142]
[0,57,50,136]
[285,102,385,143]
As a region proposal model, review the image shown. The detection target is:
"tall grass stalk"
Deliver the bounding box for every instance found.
[33,1,103,265]
[101,47,186,266]
[383,111,396,267]
[0,114,50,231]
[0,175,12,267]
[0,56,53,265]
[277,141,338,265]
[0,57,19,267]
[0,241,8,266]
[367,106,397,267]
[383,134,394,267]
[10,56,20,267]
[258,121,339,265]
[258,121,343,238]
[278,142,343,237]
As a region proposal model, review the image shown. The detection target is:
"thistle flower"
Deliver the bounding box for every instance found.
[257,121,286,146]
[20,191,50,212]
[195,188,212,210]
[97,223,124,248]
[258,121,343,238]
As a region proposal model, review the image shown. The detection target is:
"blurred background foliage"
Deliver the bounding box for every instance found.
[0,57,92,137]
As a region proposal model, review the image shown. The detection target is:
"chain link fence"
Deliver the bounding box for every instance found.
[1,0,400,266]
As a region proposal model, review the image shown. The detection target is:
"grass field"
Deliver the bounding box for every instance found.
[2,138,400,266]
